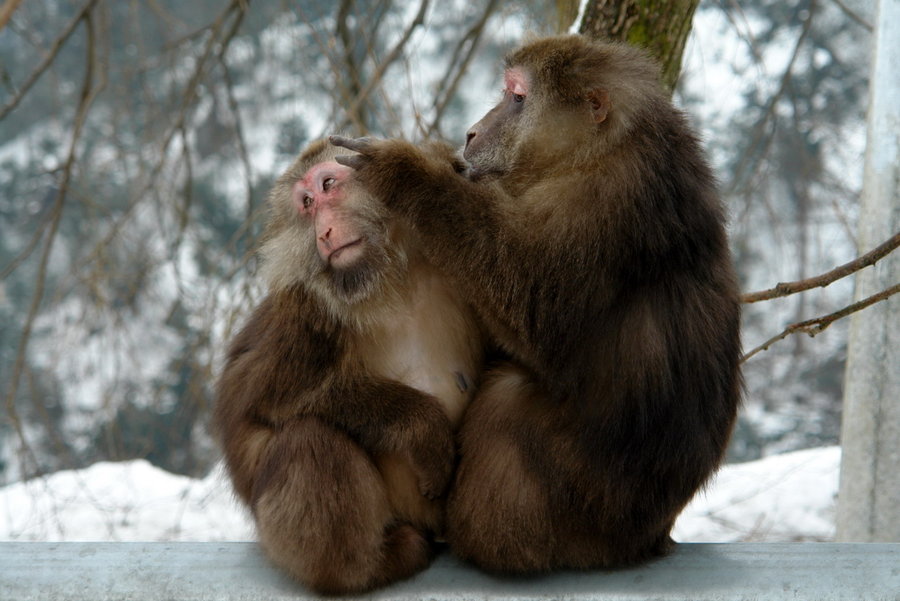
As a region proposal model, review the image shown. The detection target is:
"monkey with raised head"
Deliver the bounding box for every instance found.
[213,139,483,594]
[332,35,742,573]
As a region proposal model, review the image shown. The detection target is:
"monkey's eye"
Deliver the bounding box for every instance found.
[302,194,313,209]
[322,177,336,192]
[513,94,525,103]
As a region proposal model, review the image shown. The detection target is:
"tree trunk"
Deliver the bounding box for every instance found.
[836,0,900,543]
[556,0,699,92]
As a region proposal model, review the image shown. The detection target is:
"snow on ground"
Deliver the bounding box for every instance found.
[0,461,253,542]
[0,446,839,543]
[673,446,839,542]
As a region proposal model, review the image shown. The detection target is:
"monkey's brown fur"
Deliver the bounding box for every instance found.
[332,35,742,573]
[213,140,483,594]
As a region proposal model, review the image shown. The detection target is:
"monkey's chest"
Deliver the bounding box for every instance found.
[360,285,481,426]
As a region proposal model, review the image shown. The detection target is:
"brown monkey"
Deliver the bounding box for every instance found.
[213,139,483,594]
[331,35,742,573]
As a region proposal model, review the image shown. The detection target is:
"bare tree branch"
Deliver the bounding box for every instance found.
[727,0,816,198]
[828,0,873,31]
[0,0,102,121]
[171,124,194,259]
[425,0,499,138]
[219,57,254,223]
[336,0,370,133]
[5,5,103,477]
[743,231,900,303]
[742,283,900,362]
[70,0,247,276]
[721,0,765,67]
[145,0,191,33]
[337,0,430,133]
[0,0,23,32]
[0,206,54,280]
[292,2,361,135]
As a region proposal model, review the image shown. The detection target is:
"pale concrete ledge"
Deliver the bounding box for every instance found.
[1,542,898,600]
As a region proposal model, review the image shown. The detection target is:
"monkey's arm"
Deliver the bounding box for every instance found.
[312,377,456,499]
[215,293,455,500]
[330,136,521,293]
[330,136,578,376]
[331,137,491,239]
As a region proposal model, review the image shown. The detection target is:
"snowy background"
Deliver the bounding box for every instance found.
[0,447,839,543]
[0,0,876,545]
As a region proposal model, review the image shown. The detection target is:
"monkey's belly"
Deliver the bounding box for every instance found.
[365,325,477,426]
[359,263,482,426]
[375,453,443,535]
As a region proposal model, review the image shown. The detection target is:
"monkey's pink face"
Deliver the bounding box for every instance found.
[293,161,365,269]
[504,67,529,100]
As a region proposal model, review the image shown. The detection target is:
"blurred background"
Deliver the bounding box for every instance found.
[0,0,874,490]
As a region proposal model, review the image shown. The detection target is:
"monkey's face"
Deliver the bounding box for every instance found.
[463,67,531,180]
[260,144,405,305]
[464,36,658,182]
[294,160,368,269]
[462,64,597,181]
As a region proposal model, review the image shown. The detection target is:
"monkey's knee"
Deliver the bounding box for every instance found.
[276,521,431,595]
[251,418,392,593]
[375,523,433,586]
[445,364,560,572]
[252,418,435,594]
[445,437,557,573]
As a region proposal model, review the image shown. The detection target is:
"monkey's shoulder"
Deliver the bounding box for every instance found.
[225,286,344,372]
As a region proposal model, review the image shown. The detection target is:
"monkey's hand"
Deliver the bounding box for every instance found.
[330,135,483,277]
[394,405,456,499]
[329,135,376,172]
[331,135,460,170]
[332,378,457,499]
[330,135,462,215]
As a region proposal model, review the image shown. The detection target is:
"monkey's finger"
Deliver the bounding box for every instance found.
[329,135,374,154]
[334,154,368,171]
[412,440,455,499]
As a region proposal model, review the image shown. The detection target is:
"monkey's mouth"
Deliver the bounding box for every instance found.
[328,238,365,267]
[463,164,503,182]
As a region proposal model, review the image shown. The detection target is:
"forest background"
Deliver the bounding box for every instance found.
[0,0,889,491]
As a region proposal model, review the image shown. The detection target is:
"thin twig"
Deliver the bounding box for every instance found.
[0,209,54,279]
[0,0,23,31]
[293,2,361,134]
[0,0,102,121]
[336,0,369,133]
[337,0,430,133]
[727,0,816,197]
[5,6,103,477]
[219,48,254,223]
[426,0,499,138]
[70,0,246,275]
[741,283,900,362]
[171,124,194,260]
[743,231,900,302]
[828,0,873,31]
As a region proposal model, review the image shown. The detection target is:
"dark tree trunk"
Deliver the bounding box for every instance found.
[556,0,700,92]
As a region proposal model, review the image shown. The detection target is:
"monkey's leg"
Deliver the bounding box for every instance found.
[445,362,562,573]
[446,363,676,573]
[253,416,432,594]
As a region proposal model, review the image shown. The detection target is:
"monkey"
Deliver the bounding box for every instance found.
[330,34,743,574]
[212,139,484,594]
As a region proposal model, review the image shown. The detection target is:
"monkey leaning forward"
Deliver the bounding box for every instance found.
[332,34,743,574]
[213,139,483,594]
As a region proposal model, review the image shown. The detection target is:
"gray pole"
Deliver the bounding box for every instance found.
[835,0,900,542]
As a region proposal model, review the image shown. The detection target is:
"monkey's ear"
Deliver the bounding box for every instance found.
[586,89,610,123]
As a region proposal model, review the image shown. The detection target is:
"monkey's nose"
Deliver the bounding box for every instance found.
[465,131,476,149]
